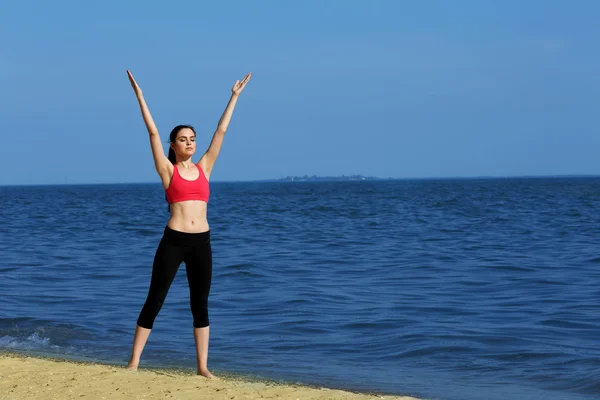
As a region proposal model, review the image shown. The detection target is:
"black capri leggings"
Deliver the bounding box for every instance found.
[137,226,212,329]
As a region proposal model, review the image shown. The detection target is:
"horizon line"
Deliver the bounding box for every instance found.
[2,173,600,187]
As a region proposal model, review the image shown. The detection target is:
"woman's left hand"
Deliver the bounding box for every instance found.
[232,73,252,96]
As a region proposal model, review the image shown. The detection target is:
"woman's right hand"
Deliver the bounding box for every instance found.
[127,70,143,96]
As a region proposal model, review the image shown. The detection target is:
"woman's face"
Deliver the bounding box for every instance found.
[171,128,196,157]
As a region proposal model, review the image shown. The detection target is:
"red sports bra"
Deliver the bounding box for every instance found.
[165,164,210,204]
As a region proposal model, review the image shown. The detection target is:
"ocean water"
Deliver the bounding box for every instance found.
[1,178,599,400]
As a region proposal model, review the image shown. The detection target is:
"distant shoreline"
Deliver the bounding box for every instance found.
[258,175,380,182]
[2,174,600,187]
[256,174,600,183]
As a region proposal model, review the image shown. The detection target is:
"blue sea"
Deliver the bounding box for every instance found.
[1,178,599,400]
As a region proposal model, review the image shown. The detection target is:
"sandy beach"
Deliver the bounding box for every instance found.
[0,354,419,400]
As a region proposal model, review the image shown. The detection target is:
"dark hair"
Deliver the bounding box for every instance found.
[166,125,196,211]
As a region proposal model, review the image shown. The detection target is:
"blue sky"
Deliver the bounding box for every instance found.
[1,0,599,184]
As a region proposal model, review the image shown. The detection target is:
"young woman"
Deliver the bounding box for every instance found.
[125,70,251,378]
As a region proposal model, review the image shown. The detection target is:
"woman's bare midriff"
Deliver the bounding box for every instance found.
[167,201,210,233]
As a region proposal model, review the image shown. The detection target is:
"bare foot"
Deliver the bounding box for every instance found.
[197,369,216,379]
[126,361,138,372]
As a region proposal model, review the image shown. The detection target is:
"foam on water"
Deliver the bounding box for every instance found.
[0,332,55,350]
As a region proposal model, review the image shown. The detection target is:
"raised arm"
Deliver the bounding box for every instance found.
[127,70,172,179]
[199,73,251,179]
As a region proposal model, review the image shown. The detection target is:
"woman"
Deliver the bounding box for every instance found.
[125,69,251,378]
